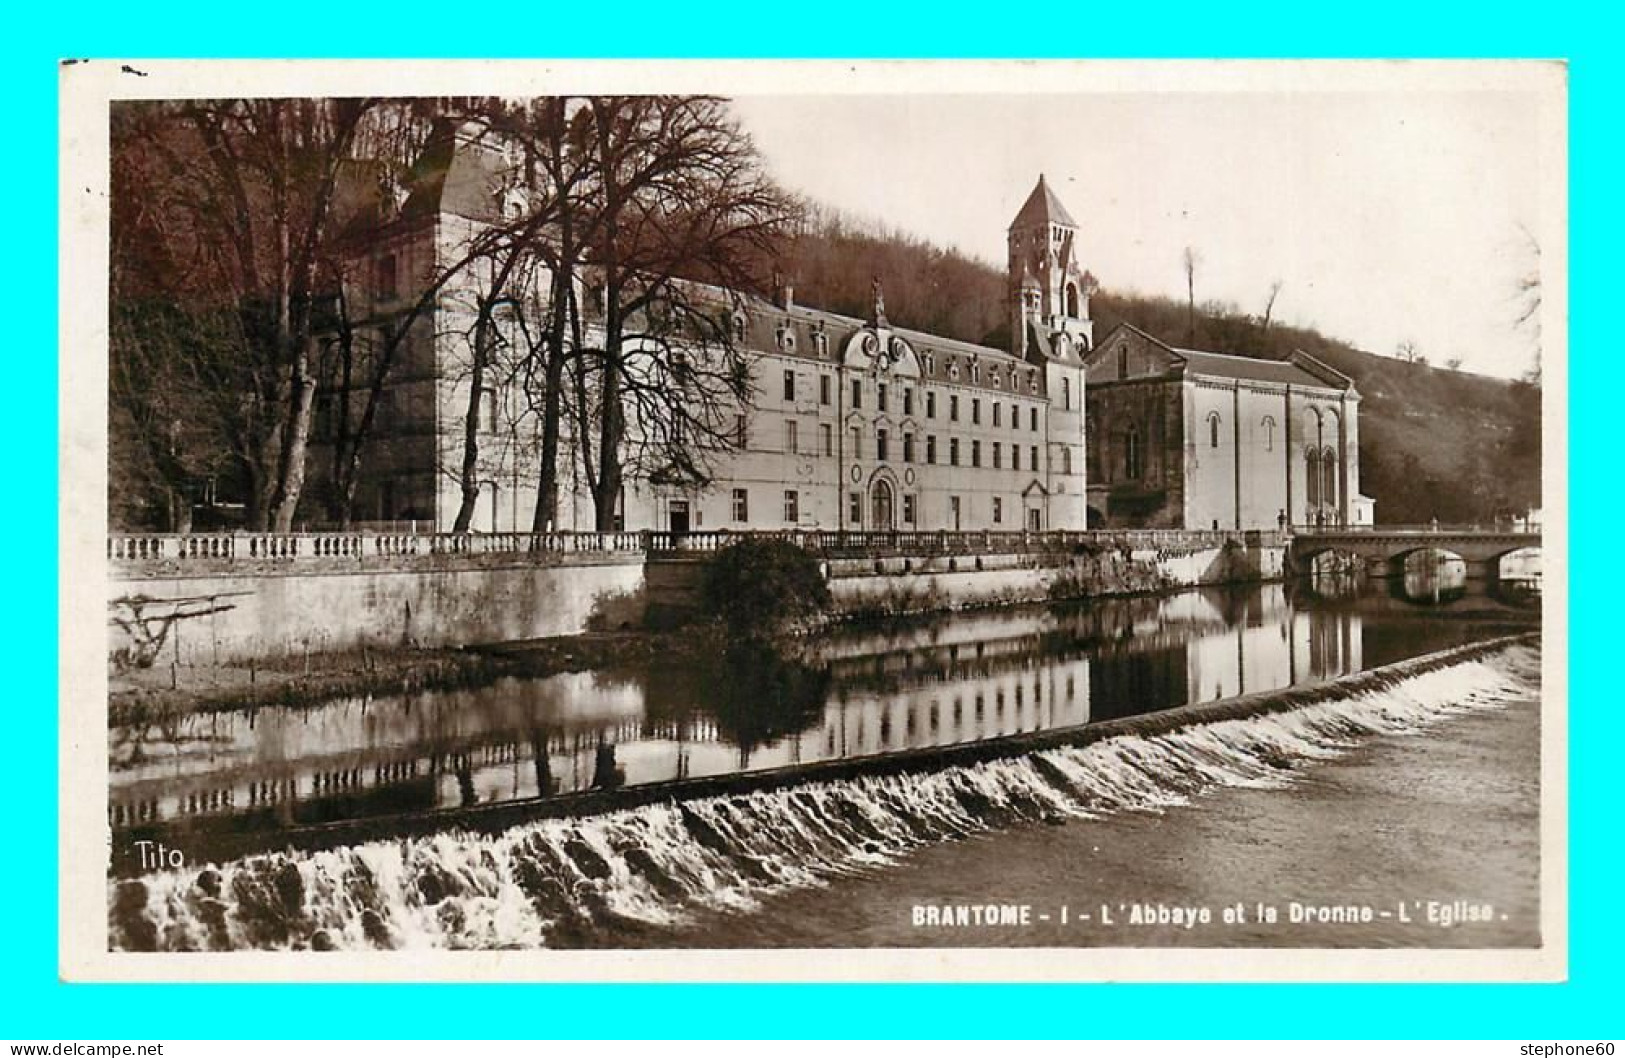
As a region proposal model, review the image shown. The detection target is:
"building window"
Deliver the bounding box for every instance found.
[1209,412,1222,449]
[972,363,982,385]
[950,438,961,467]
[994,403,1003,428]
[783,370,796,402]
[1029,407,1038,431]
[849,426,861,460]
[1118,345,1129,379]
[924,353,935,375]
[1013,404,1022,433]
[376,254,398,301]
[1029,371,1039,394]
[1306,450,1321,506]
[852,379,862,409]
[903,433,915,463]
[784,490,800,523]
[971,440,981,468]
[821,423,834,456]
[927,391,937,419]
[1062,377,1071,410]
[927,435,938,464]
[1062,446,1073,475]
[993,497,1003,524]
[950,495,962,530]
[784,419,798,454]
[1066,284,1079,318]
[479,388,499,433]
[813,330,828,356]
[1030,445,1040,472]
[820,374,831,405]
[849,491,863,526]
[950,395,960,422]
[1262,415,1276,452]
[972,398,981,425]
[732,488,749,523]
[1011,445,1021,471]
[993,442,1002,470]
[903,493,917,525]
[1125,426,1143,480]
[903,388,914,416]
[877,428,889,462]
[878,383,888,413]
[734,315,747,342]
[735,414,748,449]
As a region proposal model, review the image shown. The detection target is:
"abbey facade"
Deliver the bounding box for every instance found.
[308,127,1363,535]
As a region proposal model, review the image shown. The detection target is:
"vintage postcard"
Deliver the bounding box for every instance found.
[59,58,1567,982]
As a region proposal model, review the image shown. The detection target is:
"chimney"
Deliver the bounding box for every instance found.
[774,268,795,312]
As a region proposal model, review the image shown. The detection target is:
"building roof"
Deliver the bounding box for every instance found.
[1009,174,1078,230]
[1172,347,1339,389]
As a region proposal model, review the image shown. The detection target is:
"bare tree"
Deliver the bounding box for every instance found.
[569,96,801,531]
[111,98,388,531]
[1513,222,1542,386]
[1182,246,1201,346]
[1261,279,1284,334]
[1395,338,1422,364]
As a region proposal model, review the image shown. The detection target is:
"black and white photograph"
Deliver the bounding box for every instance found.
[60,59,1565,980]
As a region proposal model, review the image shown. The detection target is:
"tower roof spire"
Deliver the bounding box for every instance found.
[1009,173,1078,230]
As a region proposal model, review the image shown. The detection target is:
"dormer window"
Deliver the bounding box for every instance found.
[733,314,747,342]
[776,325,795,352]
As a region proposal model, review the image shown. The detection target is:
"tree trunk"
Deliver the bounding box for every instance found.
[532,269,572,532]
[271,339,316,532]
[451,324,490,533]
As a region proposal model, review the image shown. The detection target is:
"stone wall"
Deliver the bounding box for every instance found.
[110,552,647,668]
[824,534,1284,619]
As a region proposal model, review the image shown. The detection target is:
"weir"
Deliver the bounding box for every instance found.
[110,631,1534,871]
[107,634,1540,951]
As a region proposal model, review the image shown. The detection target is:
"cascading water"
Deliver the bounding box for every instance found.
[108,643,1540,952]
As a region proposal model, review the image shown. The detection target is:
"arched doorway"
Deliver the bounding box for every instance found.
[871,478,895,531]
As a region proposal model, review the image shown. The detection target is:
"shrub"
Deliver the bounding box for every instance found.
[700,538,832,637]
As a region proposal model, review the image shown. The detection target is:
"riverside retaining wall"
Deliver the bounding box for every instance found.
[108,529,1285,667]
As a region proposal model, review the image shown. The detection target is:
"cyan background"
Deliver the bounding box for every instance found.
[14,3,1609,1037]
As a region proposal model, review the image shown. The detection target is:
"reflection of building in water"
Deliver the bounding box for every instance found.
[112,587,1369,842]
[820,655,1092,759]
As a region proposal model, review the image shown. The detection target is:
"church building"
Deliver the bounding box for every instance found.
[1083,323,1371,530]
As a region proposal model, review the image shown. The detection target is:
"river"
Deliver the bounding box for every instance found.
[105,573,1541,952]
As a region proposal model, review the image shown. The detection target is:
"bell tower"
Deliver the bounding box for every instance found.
[1007,174,1095,358]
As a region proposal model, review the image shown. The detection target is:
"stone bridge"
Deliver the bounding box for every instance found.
[1286,527,1542,580]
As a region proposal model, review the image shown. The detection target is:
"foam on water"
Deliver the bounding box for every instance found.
[108,643,1540,951]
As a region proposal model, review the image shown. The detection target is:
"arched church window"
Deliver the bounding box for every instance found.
[1208,412,1222,449]
[1305,450,1321,506]
[1322,447,1339,509]
[1065,284,1079,318]
[1118,345,1129,379]
[1262,416,1277,452]
[1061,376,1071,410]
[1124,426,1143,480]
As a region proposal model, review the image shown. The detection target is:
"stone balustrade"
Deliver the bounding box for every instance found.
[109,527,1280,574]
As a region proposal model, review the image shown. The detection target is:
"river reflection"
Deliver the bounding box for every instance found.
[108,581,1528,855]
